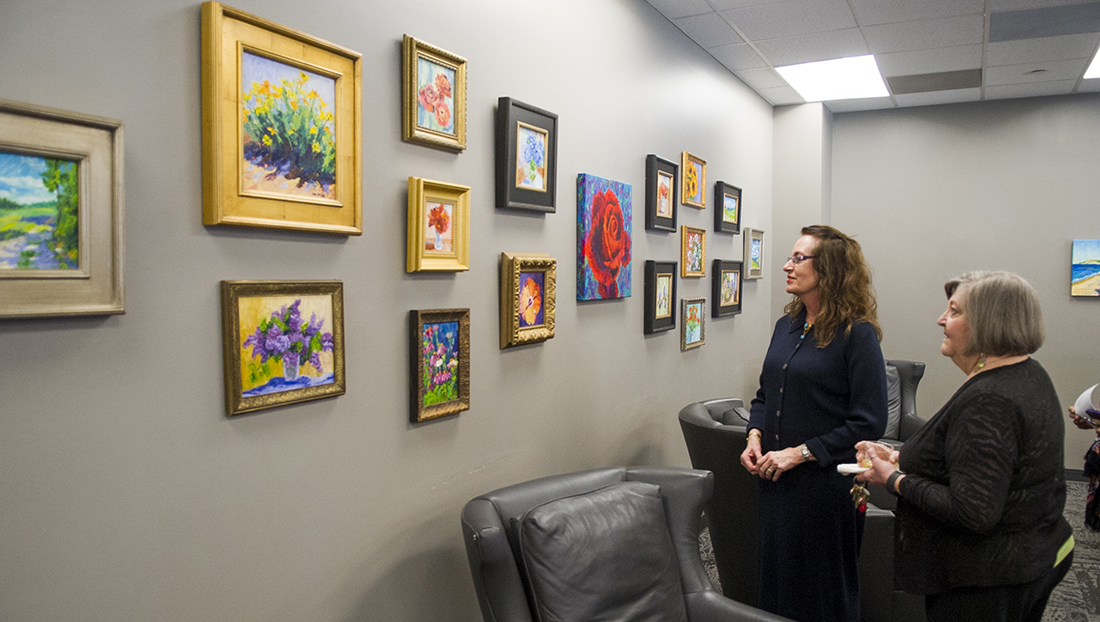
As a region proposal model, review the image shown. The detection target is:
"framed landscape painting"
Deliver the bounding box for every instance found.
[402,35,466,152]
[201,2,362,234]
[681,298,706,350]
[744,228,764,280]
[0,99,124,318]
[410,308,470,423]
[501,253,556,348]
[644,260,677,334]
[221,280,345,416]
[577,174,631,300]
[645,154,677,232]
[681,225,706,278]
[406,176,470,272]
[681,151,706,208]
[712,259,742,317]
[714,181,741,234]
[1072,239,1100,297]
[495,97,557,212]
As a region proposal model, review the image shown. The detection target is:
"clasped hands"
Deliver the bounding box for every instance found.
[740,433,805,482]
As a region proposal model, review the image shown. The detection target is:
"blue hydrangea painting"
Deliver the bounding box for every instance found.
[516,123,547,192]
[577,174,631,300]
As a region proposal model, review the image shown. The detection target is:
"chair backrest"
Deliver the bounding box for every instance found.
[885,359,926,441]
[460,467,716,622]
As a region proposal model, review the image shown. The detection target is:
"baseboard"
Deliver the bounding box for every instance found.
[1066,468,1089,483]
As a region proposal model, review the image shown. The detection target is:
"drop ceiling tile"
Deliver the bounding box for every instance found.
[986,33,1100,66]
[674,13,744,48]
[875,44,983,77]
[644,0,714,19]
[985,80,1077,99]
[849,0,983,27]
[721,0,856,41]
[863,14,985,54]
[823,97,896,113]
[988,0,1091,11]
[1078,78,1100,92]
[753,28,869,67]
[735,67,789,90]
[757,85,805,105]
[894,87,982,107]
[989,3,1100,42]
[710,43,769,71]
[708,0,787,10]
[984,58,1089,85]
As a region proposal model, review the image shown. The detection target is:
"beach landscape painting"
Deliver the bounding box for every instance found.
[0,151,79,271]
[1072,239,1100,297]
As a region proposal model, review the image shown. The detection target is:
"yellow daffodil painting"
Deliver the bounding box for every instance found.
[240,51,337,200]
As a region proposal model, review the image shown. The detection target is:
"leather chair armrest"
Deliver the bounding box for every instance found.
[684,590,794,622]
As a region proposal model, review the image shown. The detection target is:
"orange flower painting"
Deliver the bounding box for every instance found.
[518,272,544,327]
[424,201,452,252]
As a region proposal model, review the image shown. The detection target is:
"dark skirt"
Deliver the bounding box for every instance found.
[757,464,865,622]
[1085,435,1100,531]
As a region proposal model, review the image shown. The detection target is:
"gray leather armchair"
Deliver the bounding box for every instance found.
[461,466,792,622]
[676,360,927,622]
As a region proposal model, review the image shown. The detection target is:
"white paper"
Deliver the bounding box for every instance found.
[836,464,870,475]
[1074,383,1099,414]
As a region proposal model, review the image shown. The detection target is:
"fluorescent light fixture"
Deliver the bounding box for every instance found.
[1085,48,1100,79]
[775,55,889,102]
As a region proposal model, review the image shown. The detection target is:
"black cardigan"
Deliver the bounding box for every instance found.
[894,358,1073,595]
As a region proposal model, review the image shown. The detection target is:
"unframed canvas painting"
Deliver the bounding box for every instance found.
[577,174,632,300]
[0,151,79,270]
[1072,239,1100,297]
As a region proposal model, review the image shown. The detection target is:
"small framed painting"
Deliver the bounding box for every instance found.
[221,280,345,416]
[410,308,470,423]
[407,177,470,272]
[712,260,743,317]
[1072,240,1100,297]
[645,154,677,232]
[644,260,677,334]
[0,99,124,318]
[714,181,741,234]
[681,298,706,350]
[681,225,706,278]
[501,253,556,348]
[577,174,632,300]
[201,2,362,234]
[744,228,765,280]
[495,97,557,212]
[680,151,706,208]
[402,35,466,152]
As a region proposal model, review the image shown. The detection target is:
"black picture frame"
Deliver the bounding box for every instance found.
[712,260,743,317]
[495,97,558,212]
[645,154,678,231]
[644,260,677,334]
[714,181,742,234]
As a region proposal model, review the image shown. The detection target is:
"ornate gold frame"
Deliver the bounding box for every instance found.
[681,225,707,278]
[500,253,556,349]
[402,35,467,152]
[406,177,470,272]
[0,99,124,318]
[681,151,707,208]
[201,2,362,234]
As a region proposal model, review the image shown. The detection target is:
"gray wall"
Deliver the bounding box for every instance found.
[831,94,1100,469]
[0,1,776,620]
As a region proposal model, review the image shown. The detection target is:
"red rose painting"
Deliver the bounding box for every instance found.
[577,175,632,300]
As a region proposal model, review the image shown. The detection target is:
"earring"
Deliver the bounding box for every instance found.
[975,354,988,370]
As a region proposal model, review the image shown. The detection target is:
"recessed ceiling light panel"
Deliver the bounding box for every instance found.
[775,55,889,102]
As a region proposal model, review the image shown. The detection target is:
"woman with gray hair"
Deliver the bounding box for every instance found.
[855,271,1074,622]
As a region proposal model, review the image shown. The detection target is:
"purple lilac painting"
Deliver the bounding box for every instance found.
[577,174,632,300]
[238,295,335,397]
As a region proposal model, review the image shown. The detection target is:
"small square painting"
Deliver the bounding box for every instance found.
[656,170,673,218]
[518,271,545,327]
[0,151,79,270]
[721,269,740,306]
[655,273,672,319]
[515,122,548,192]
[1072,239,1100,297]
[723,194,739,225]
[238,295,336,398]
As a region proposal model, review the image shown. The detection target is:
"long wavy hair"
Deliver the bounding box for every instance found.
[784,225,881,348]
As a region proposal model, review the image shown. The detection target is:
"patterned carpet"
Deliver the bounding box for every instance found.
[699,480,1099,621]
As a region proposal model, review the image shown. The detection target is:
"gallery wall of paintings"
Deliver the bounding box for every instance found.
[0,1,784,620]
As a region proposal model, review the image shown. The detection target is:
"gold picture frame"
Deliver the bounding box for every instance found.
[402,35,467,152]
[681,151,707,208]
[500,253,556,349]
[0,99,124,318]
[221,280,346,416]
[201,2,362,234]
[681,225,706,278]
[410,308,471,423]
[407,177,470,272]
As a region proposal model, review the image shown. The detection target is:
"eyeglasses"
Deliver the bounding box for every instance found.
[784,254,815,265]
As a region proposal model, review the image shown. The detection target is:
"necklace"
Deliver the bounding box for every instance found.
[801,322,813,340]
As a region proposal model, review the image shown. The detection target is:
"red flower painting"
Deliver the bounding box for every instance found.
[583,188,631,298]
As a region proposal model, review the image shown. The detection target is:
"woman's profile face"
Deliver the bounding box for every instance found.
[784,235,819,298]
[937,291,971,360]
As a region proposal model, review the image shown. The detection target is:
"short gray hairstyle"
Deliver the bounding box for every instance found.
[944,271,1044,356]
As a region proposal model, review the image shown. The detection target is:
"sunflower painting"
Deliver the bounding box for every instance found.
[681,152,706,208]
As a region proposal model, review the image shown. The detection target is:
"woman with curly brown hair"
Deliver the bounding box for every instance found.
[740,224,888,622]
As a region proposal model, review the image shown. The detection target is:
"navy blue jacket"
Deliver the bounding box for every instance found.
[749,312,888,467]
